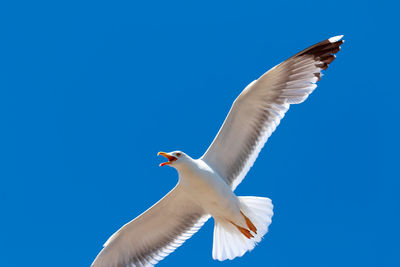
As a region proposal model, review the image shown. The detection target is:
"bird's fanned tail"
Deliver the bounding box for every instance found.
[212,197,273,261]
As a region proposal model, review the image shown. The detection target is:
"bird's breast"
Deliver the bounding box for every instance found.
[177,161,240,219]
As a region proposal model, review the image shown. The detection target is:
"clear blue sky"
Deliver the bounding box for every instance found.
[1,1,399,266]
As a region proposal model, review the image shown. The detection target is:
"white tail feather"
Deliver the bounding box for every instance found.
[212,196,274,261]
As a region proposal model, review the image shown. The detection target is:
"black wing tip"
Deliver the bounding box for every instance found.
[299,35,344,71]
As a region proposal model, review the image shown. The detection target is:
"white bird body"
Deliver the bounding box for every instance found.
[176,158,245,228]
[92,35,344,267]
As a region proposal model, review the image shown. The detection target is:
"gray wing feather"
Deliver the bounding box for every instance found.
[92,185,209,267]
[202,36,344,190]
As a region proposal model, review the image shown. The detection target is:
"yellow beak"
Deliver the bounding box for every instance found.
[157,151,177,166]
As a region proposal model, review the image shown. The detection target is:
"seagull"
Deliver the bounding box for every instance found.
[92,35,344,267]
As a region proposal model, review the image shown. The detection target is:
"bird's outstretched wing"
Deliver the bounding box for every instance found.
[201,36,344,190]
[91,185,209,267]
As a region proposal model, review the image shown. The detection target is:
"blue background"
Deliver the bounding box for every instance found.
[1,1,399,266]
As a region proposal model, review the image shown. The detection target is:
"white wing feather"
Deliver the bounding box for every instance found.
[202,36,344,190]
[91,185,209,267]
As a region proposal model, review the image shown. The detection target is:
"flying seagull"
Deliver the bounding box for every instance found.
[92,35,344,267]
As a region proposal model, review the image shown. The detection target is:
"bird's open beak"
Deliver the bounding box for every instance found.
[157,152,177,167]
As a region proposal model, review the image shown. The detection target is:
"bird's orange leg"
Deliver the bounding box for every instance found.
[229,220,254,239]
[241,211,257,234]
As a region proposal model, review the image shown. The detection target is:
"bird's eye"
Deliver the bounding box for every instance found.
[176,153,182,157]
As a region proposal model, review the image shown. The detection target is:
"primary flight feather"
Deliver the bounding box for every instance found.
[92,35,344,267]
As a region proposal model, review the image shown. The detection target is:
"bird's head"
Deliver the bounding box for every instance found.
[157,151,189,168]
